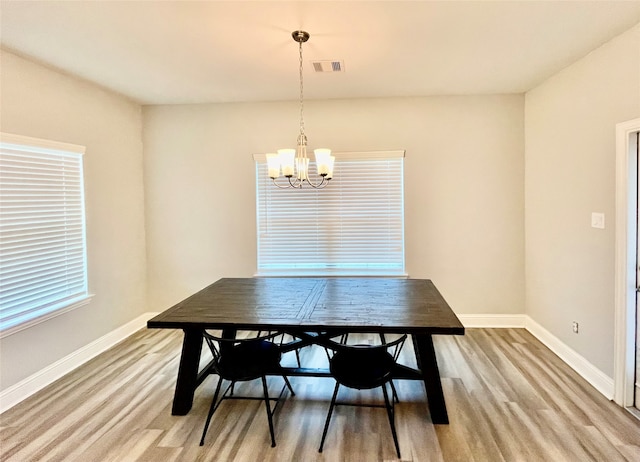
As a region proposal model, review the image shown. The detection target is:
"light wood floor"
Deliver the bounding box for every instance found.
[1,328,639,461]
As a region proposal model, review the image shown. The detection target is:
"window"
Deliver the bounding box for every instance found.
[0,133,91,337]
[255,151,405,276]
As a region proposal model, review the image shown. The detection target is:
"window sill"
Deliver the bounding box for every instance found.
[0,294,95,339]
[254,272,409,278]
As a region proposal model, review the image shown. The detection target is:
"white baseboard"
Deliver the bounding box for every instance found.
[524,316,614,399]
[457,313,614,399]
[457,314,527,328]
[0,312,159,414]
[1,312,615,413]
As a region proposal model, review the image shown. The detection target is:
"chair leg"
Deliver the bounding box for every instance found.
[282,374,295,396]
[378,333,400,403]
[319,382,340,453]
[381,382,401,458]
[390,380,399,403]
[261,375,277,448]
[200,377,224,446]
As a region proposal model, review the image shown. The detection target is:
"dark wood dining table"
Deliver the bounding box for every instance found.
[147,277,465,424]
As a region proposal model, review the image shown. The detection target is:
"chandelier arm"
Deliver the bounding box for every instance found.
[288,176,303,188]
[274,172,329,189]
[272,178,296,189]
[305,176,329,189]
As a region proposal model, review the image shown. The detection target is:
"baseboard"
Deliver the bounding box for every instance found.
[0,312,159,414]
[457,314,527,328]
[1,311,615,413]
[456,313,614,400]
[524,316,614,400]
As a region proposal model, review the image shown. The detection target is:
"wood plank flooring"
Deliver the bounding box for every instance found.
[1,328,639,461]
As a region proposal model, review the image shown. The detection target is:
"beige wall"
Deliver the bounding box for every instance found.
[8,21,637,395]
[524,24,640,376]
[0,50,148,389]
[3,18,637,393]
[143,95,525,315]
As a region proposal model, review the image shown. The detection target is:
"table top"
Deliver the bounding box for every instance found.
[147,277,465,335]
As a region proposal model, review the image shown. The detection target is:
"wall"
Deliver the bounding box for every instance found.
[0,50,148,389]
[143,95,525,315]
[525,24,640,377]
[2,18,637,403]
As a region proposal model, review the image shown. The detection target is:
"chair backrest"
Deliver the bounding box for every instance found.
[203,330,283,381]
[324,333,407,358]
[324,334,408,390]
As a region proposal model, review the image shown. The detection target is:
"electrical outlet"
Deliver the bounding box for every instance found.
[572,321,579,333]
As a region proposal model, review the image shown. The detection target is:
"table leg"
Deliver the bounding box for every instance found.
[171,328,203,415]
[412,334,449,424]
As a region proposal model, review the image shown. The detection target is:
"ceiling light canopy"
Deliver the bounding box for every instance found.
[265,30,334,189]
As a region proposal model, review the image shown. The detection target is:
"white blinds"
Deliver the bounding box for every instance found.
[255,151,405,276]
[0,133,89,335]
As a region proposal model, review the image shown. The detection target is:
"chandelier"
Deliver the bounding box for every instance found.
[266,30,334,189]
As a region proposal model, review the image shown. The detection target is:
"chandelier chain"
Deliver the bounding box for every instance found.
[267,30,331,189]
[299,39,305,140]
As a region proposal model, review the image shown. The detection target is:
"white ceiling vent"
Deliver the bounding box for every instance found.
[312,60,344,73]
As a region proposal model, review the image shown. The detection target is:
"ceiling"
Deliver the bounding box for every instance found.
[1,1,640,105]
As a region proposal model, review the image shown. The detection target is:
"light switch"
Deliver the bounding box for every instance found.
[591,212,605,229]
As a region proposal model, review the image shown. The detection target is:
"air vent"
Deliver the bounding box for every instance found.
[312,60,344,73]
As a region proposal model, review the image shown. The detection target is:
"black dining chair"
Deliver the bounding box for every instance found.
[318,334,407,458]
[257,331,302,367]
[199,330,295,447]
[331,332,401,404]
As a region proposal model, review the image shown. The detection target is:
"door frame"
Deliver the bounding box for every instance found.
[614,117,640,406]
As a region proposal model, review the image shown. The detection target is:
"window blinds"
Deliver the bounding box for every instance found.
[0,133,89,335]
[255,151,405,276]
